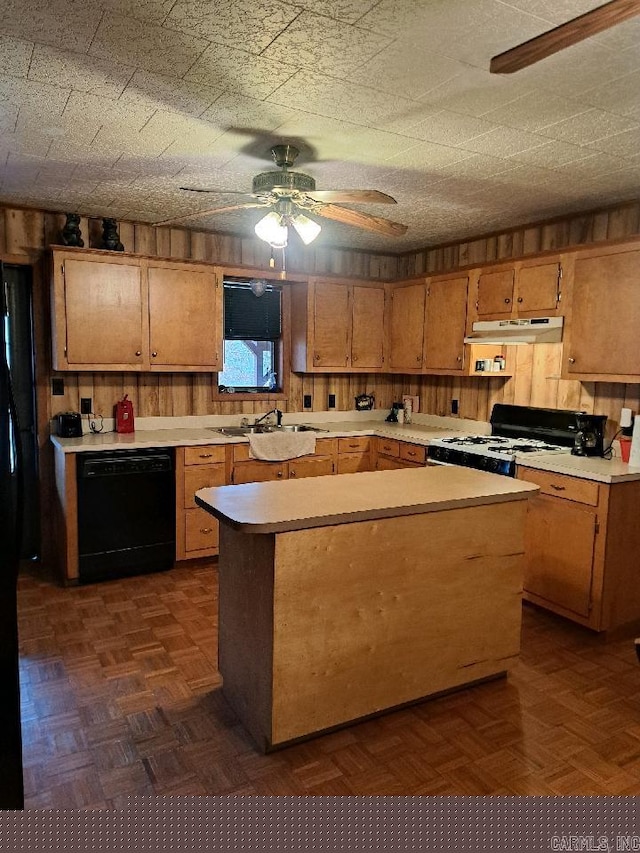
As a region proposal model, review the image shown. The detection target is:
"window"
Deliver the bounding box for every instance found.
[218,280,282,394]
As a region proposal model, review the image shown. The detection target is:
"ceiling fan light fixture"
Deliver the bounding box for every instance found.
[291,212,321,245]
[255,211,288,248]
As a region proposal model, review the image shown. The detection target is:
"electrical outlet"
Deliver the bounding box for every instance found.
[451,399,459,415]
[80,397,92,414]
[303,394,312,409]
[328,393,336,409]
[51,377,64,396]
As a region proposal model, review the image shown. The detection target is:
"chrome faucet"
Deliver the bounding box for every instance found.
[254,408,283,427]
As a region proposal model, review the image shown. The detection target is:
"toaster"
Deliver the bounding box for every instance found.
[57,411,83,438]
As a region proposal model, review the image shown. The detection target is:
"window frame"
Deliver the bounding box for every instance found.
[211,273,293,404]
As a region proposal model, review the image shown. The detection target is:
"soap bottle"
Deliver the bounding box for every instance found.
[404,398,412,424]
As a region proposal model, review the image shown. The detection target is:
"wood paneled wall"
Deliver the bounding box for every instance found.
[2,200,640,437]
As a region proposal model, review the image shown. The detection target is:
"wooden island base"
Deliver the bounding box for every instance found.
[216,498,528,752]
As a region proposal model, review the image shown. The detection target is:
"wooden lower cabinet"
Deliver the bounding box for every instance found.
[176,445,228,560]
[517,466,640,633]
[231,438,338,484]
[337,436,372,474]
[375,437,427,470]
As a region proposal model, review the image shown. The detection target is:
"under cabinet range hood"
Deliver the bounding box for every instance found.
[464,316,563,345]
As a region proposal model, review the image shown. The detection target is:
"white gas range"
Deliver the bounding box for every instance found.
[427,404,582,476]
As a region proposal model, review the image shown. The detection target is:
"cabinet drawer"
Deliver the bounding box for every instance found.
[518,467,599,506]
[185,507,219,553]
[377,438,400,458]
[338,436,371,454]
[183,463,226,508]
[399,443,426,465]
[184,445,226,466]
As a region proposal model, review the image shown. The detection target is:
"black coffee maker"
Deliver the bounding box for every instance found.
[572,414,607,457]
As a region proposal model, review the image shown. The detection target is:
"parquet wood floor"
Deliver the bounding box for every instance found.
[17,560,640,806]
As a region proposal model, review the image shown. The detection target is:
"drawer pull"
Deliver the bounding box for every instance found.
[199,453,213,458]
[407,451,417,457]
[550,484,566,491]
[199,527,213,534]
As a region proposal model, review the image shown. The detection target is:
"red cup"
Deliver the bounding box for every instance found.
[619,437,632,463]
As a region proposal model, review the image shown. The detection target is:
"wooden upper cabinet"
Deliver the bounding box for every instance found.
[476,269,514,318]
[148,262,221,369]
[290,279,386,373]
[423,274,468,372]
[50,248,223,372]
[516,260,560,315]
[472,258,561,321]
[388,282,426,372]
[312,281,350,368]
[59,256,145,370]
[351,284,384,369]
[563,244,640,381]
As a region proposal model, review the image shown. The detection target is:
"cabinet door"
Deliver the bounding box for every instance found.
[476,269,514,317]
[312,282,350,368]
[388,283,426,371]
[63,258,144,368]
[288,456,334,478]
[337,453,370,474]
[351,285,385,369]
[148,263,221,370]
[232,461,287,484]
[424,276,468,371]
[515,261,559,315]
[566,249,640,377]
[523,494,597,618]
[183,464,226,508]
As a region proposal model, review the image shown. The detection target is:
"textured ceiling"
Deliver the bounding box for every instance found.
[0,0,639,253]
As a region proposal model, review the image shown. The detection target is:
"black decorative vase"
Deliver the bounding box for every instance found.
[61,213,84,247]
[101,218,124,252]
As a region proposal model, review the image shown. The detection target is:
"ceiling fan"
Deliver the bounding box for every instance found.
[490,0,640,74]
[153,143,408,246]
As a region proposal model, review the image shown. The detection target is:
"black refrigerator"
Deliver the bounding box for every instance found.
[0,264,31,809]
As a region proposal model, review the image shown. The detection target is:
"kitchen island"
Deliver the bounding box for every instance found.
[196,465,538,751]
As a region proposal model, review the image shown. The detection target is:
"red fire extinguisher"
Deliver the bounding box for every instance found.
[115,394,135,433]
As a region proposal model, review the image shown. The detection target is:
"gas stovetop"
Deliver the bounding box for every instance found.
[433,435,570,456]
[428,432,572,476]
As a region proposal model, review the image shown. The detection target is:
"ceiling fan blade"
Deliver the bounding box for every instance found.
[153,202,269,228]
[305,189,397,204]
[314,204,407,237]
[180,186,252,195]
[490,0,640,73]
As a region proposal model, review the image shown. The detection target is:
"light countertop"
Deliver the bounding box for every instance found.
[195,465,539,534]
[49,412,640,484]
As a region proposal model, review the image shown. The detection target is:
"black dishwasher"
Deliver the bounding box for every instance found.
[76,448,176,583]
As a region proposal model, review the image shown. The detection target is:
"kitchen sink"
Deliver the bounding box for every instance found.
[209,424,327,436]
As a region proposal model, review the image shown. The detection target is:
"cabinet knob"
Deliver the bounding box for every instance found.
[568,357,576,364]
[152,351,158,358]
[352,354,357,362]
[456,355,462,362]
[517,297,523,303]
[277,471,283,477]
[313,353,320,362]
[416,355,422,362]
[504,298,511,304]
[135,350,142,357]
[289,469,296,477]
